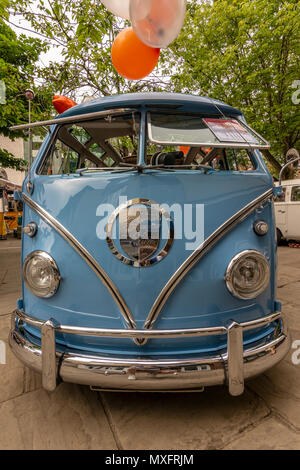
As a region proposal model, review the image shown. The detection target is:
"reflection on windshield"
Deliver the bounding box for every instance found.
[145,143,255,172]
[149,113,219,146]
[148,113,267,148]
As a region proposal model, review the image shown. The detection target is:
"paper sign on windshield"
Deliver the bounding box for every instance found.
[203,119,259,145]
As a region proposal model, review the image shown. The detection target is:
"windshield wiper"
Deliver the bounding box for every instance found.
[78,166,136,175]
[170,164,217,173]
[148,164,216,172]
[142,164,217,174]
[79,164,175,175]
[118,163,175,172]
[118,163,216,173]
[79,163,216,176]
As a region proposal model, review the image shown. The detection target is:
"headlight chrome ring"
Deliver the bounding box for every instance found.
[23,250,61,298]
[225,250,270,300]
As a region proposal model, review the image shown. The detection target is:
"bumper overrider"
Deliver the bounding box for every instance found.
[9,309,290,396]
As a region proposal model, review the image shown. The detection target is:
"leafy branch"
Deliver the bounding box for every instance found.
[0,148,28,171]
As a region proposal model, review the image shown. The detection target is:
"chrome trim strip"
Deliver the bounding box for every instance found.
[9,108,137,131]
[240,311,281,330]
[144,189,273,332]
[235,118,271,148]
[10,321,287,366]
[41,319,57,392]
[15,309,280,339]
[22,194,138,333]
[227,322,244,396]
[9,315,290,394]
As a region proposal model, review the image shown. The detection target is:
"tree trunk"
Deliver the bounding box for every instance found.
[261,149,282,175]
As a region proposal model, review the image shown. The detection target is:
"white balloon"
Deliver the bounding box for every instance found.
[101,0,130,20]
[130,0,186,49]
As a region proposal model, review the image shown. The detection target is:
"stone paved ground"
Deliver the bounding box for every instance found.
[0,239,299,450]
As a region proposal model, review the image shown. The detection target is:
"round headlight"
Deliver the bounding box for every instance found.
[23,251,60,298]
[225,250,270,300]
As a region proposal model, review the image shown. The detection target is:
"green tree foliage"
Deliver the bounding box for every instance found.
[0,17,53,170]
[8,0,300,175]
[10,0,164,97]
[161,0,300,173]
[0,0,9,18]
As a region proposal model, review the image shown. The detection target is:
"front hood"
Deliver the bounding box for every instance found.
[22,171,275,354]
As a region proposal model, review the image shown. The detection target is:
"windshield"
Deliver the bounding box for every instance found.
[38,110,266,175]
[39,112,140,175]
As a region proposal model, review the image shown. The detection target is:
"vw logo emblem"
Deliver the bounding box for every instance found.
[106,198,174,267]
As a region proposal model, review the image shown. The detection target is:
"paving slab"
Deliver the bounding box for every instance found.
[0,314,42,403]
[281,302,300,335]
[99,387,269,450]
[277,268,300,288]
[0,292,21,317]
[278,247,300,269]
[0,314,24,403]
[277,248,300,287]
[0,384,117,450]
[278,286,300,312]
[247,357,300,431]
[0,240,21,315]
[0,240,300,450]
[224,417,300,450]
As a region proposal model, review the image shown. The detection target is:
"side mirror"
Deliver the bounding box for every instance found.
[279,148,300,186]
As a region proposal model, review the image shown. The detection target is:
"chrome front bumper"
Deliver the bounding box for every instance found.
[9,309,290,396]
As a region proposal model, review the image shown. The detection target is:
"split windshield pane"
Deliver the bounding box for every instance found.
[145,113,260,171]
[39,112,140,175]
[148,113,267,148]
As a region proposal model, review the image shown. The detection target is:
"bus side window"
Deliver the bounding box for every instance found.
[224,149,255,171]
[41,141,80,175]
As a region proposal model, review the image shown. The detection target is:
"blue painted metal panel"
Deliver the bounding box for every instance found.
[22,171,275,355]
[54,93,244,120]
[20,94,277,357]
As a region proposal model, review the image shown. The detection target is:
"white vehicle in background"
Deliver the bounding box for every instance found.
[275,178,300,244]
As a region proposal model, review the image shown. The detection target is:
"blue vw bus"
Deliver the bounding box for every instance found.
[9,93,290,396]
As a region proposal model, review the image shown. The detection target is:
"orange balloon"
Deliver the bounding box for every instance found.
[53,95,77,114]
[111,27,160,80]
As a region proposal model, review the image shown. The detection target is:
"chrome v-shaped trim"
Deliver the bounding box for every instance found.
[23,189,273,347]
[22,193,139,337]
[141,188,273,342]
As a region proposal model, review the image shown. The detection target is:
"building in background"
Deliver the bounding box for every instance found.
[0,134,43,186]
